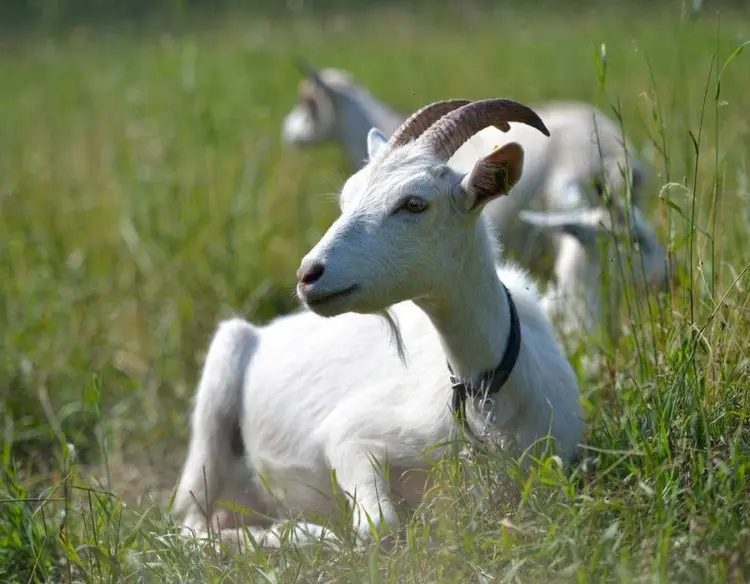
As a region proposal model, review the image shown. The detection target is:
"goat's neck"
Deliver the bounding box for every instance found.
[414,229,512,384]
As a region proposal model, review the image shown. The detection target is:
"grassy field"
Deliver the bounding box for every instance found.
[1,2,749,581]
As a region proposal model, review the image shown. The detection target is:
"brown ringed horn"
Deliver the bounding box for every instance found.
[417,98,550,161]
[386,99,474,149]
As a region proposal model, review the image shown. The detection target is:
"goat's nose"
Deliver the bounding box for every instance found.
[297,260,326,285]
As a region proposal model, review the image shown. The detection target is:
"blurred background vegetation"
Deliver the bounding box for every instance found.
[0,0,748,580]
[0,0,746,35]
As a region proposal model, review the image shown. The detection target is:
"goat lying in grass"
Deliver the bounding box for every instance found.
[282,61,674,317]
[173,98,584,552]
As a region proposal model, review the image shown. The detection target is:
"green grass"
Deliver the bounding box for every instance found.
[1,2,749,582]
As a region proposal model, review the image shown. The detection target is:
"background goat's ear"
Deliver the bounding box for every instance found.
[367,127,388,159]
[460,142,524,213]
[519,209,598,247]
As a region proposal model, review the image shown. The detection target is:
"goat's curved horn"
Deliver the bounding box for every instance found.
[417,98,550,162]
[387,100,473,149]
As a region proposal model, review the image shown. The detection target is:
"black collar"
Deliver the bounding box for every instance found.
[447,281,522,444]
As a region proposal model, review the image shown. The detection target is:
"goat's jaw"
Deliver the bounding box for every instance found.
[297,283,361,317]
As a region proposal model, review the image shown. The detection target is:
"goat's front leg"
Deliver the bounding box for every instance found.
[326,443,399,546]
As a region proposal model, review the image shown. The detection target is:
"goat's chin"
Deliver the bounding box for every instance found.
[298,284,363,317]
[302,288,399,319]
[304,300,350,318]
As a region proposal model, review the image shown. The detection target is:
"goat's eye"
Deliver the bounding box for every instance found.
[400,197,429,214]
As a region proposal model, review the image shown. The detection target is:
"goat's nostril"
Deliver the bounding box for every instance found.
[298,261,325,285]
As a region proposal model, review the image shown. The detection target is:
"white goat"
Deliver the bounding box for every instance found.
[173,99,584,552]
[281,63,670,301]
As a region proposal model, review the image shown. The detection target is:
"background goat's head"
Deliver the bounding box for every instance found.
[295,99,550,317]
[281,61,355,146]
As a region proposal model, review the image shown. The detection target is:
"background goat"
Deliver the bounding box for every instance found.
[520,200,675,352]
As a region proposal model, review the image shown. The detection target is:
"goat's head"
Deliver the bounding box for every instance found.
[296,98,550,317]
[281,60,355,146]
[519,194,676,294]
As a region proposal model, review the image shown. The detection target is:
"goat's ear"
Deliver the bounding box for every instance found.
[367,127,388,159]
[519,209,598,247]
[460,143,524,213]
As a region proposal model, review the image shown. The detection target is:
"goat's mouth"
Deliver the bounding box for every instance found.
[302,284,361,313]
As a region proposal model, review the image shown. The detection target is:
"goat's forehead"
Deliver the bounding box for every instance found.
[377,143,436,172]
[343,147,441,210]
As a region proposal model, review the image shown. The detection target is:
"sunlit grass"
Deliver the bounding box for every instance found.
[1,3,749,582]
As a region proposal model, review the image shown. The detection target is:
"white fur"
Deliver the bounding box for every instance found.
[173,119,584,553]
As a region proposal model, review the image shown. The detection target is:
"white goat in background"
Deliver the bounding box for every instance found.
[173,98,584,552]
[520,200,674,345]
[281,62,673,317]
